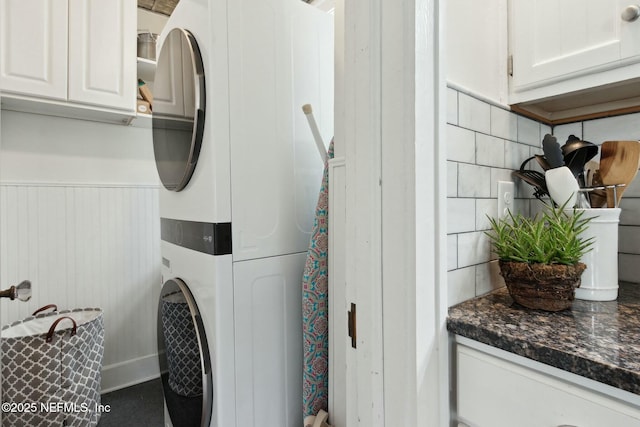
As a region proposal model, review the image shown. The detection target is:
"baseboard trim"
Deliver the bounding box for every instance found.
[101,353,160,394]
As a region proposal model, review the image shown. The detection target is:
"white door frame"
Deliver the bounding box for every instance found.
[332,0,449,425]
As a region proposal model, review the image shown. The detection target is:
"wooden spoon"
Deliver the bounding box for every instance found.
[599,141,640,208]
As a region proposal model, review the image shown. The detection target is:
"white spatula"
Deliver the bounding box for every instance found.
[545,166,579,208]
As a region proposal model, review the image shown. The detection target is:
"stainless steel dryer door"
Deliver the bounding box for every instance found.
[158,278,213,427]
[152,28,206,192]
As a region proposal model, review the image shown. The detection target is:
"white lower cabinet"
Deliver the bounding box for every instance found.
[455,338,640,427]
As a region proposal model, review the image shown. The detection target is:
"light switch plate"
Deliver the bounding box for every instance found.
[498,181,514,218]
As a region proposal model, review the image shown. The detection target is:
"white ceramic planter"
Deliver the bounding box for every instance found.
[572,208,621,301]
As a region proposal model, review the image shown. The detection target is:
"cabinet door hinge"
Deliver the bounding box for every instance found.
[347,303,357,349]
[507,55,514,76]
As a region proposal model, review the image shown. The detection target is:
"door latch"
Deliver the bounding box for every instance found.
[347,303,356,348]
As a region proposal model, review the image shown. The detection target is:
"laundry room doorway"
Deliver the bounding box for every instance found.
[329,0,448,426]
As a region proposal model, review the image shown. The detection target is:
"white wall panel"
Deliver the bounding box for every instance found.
[0,183,161,391]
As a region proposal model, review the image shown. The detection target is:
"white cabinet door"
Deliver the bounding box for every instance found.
[68,0,136,111]
[0,0,68,100]
[510,0,640,91]
[233,253,305,427]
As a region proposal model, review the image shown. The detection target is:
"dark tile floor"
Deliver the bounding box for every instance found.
[97,379,164,427]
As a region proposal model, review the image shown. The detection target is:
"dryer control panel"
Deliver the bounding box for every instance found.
[161,218,232,255]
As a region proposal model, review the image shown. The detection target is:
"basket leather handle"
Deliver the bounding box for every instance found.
[33,304,57,316]
[46,316,77,343]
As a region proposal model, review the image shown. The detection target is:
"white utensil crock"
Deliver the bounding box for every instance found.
[572,208,621,301]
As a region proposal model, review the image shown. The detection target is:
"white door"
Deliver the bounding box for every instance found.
[68,0,136,111]
[328,159,347,426]
[333,0,447,425]
[0,0,68,100]
[233,253,305,427]
[510,0,640,91]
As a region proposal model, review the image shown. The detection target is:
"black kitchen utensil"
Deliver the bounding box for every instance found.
[512,156,549,199]
[542,134,564,168]
[534,154,551,171]
[560,135,598,187]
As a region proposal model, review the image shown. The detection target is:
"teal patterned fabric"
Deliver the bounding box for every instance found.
[302,139,334,417]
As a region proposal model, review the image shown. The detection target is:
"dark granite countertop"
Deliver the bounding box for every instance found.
[447,281,640,395]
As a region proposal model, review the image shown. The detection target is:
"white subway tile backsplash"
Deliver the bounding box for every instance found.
[476,134,505,168]
[620,198,640,226]
[445,91,640,301]
[540,124,552,141]
[447,124,476,163]
[583,113,640,144]
[517,115,541,146]
[475,260,504,296]
[623,173,640,198]
[528,146,544,161]
[529,198,548,218]
[448,234,458,271]
[504,141,531,170]
[490,106,517,141]
[458,231,492,267]
[619,254,640,283]
[513,198,531,216]
[448,266,477,307]
[513,179,538,199]
[458,93,491,134]
[619,226,640,254]
[489,170,513,197]
[447,198,476,234]
[476,198,497,231]
[447,88,458,125]
[458,164,491,197]
[553,122,582,144]
[448,161,459,197]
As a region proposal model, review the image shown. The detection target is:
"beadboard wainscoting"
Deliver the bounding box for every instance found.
[0,183,161,392]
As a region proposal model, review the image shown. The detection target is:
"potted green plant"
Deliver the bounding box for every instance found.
[486,204,594,311]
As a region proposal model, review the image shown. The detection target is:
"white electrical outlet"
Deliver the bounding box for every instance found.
[498,181,514,218]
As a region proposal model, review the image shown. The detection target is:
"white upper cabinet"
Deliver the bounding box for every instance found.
[0,0,136,121]
[509,0,640,122]
[68,0,136,111]
[0,0,68,100]
[511,0,640,91]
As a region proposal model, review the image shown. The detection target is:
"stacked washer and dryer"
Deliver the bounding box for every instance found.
[151,0,334,426]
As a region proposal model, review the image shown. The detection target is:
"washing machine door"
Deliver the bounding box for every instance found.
[158,278,213,427]
[152,28,206,192]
